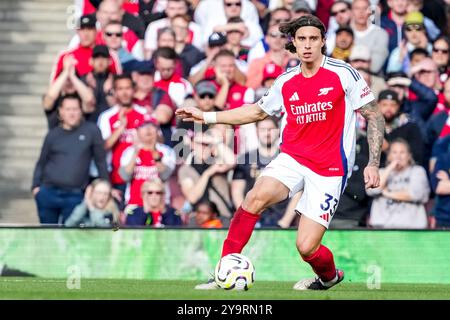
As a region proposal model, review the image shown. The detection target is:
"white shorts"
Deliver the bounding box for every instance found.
[259,153,347,229]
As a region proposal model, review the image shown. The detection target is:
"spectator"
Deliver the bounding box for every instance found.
[189,32,247,85]
[422,0,448,33]
[209,49,257,153]
[430,135,450,229]
[144,0,203,59]
[380,0,409,54]
[331,25,354,62]
[231,117,293,227]
[43,54,96,129]
[386,11,431,74]
[406,0,441,41]
[32,94,109,224]
[223,17,251,65]
[125,179,183,226]
[377,89,425,166]
[51,15,121,81]
[153,47,194,108]
[119,118,175,207]
[350,0,389,74]
[386,71,437,137]
[191,201,223,228]
[170,14,206,77]
[177,130,236,224]
[174,80,220,153]
[70,1,144,61]
[326,0,352,55]
[349,45,387,99]
[246,24,290,89]
[408,47,429,69]
[366,138,430,229]
[431,36,450,86]
[97,74,149,207]
[290,0,312,20]
[64,179,119,227]
[248,7,292,63]
[82,45,115,123]
[425,77,450,152]
[131,63,177,146]
[195,0,264,48]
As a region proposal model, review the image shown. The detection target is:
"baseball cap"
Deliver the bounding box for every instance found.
[195,80,217,96]
[292,0,312,13]
[262,63,283,83]
[208,32,227,47]
[92,45,110,58]
[378,89,400,104]
[349,45,370,61]
[132,61,155,75]
[404,11,424,25]
[79,15,96,29]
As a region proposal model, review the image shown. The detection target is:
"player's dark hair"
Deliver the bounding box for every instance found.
[153,46,178,61]
[280,15,327,54]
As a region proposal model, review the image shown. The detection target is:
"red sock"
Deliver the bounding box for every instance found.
[221,206,260,257]
[302,244,337,282]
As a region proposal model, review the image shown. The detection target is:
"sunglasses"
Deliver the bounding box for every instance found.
[225,2,241,7]
[330,8,348,16]
[269,32,287,39]
[145,191,163,195]
[199,94,214,99]
[105,31,123,37]
[433,47,449,54]
[272,18,290,24]
[405,24,424,32]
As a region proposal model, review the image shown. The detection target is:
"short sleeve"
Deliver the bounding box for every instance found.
[346,66,375,110]
[256,79,283,117]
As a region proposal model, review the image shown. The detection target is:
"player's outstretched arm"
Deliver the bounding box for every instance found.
[175,103,268,125]
[359,100,385,189]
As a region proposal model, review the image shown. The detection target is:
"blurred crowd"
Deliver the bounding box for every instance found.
[32,0,450,229]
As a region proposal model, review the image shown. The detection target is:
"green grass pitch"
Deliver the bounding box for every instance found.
[1,278,450,299]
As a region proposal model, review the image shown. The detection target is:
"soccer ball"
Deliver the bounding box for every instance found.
[214,253,255,291]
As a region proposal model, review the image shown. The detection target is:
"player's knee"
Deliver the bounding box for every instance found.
[242,188,270,213]
[296,238,319,258]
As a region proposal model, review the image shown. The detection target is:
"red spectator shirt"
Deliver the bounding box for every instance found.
[154,73,193,107]
[97,105,150,184]
[257,57,375,177]
[120,147,162,206]
[51,46,120,81]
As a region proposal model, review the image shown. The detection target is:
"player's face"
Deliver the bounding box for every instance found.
[59,99,83,128]
[292,26,325,63]
[114,78,134,107]
[91,183,111,209]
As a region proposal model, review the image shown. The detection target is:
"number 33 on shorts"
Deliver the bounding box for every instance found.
[319,193,338,222]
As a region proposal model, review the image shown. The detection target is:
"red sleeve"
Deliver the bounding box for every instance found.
[159,91,176,111]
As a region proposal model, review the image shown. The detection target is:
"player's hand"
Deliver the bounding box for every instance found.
[364,165,380,189]
[175,107,204,123]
